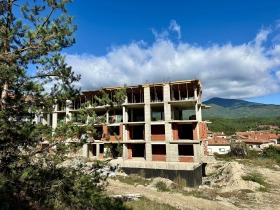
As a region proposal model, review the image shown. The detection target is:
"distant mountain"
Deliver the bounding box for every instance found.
[202,97,280,118]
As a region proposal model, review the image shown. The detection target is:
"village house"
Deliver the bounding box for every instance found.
[207,136,231,155]
[235,131,278,150]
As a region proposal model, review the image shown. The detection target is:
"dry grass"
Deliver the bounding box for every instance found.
[237,158,278,169]
[113,174,152,186]
[125,197,177,210]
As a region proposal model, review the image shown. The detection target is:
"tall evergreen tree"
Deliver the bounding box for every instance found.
[0,1,127,209]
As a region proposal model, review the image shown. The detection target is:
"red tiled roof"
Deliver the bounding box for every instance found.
[208,136,230,145]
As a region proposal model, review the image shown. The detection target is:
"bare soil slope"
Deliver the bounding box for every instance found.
[106,161,280,210]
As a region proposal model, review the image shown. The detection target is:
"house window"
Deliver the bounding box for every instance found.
[219,148,225,152]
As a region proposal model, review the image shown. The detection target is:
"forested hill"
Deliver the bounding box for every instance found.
[202,97,280,118]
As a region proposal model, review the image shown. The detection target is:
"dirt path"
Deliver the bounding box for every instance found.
[106,179,238,210]
[106,162,280,210]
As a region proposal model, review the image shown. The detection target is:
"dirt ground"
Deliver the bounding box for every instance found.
[106,161,280,210]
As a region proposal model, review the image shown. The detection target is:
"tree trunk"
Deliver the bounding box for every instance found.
[1,82,8,110]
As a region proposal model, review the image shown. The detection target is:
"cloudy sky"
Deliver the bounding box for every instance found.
[63,0,280,104]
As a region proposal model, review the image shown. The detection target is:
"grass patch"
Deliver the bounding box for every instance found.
[155,181,169,192]
[125,197,176,210]
[114,174,152,186]
[182,188,216,200]
[237,158,278,169]
[242,172,266,185]
[242,171,270,191]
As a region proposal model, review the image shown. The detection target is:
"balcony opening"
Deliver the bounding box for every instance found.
[173,109,196,120]
[150,86,163,102]
[127,87,144,103]
[109,110,123,123]
[151,107,164,121]
[129,125,144,140]
[57,113,66,125]
[90,144,97,156]
[73,96,87,109]
[132,143,145,158]
[178,124,193,140]
[178,145,194,156]
[178,144,194,162]
[93,126,102,140]
[108,126,120,136]
[151,125,165,141]
[100,144,104,153]
[57,102,66,111]
[152,145,166,161]
[170,83,196,101]
[128,108,144,122]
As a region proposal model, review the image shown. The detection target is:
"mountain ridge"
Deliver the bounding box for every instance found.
[202,97,280,118]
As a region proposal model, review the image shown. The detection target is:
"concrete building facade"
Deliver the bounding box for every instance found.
[42,79,209,165]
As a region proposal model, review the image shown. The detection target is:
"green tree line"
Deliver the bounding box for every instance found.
[205,117,280,135]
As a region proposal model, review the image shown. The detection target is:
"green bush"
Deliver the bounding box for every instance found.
[241,172,268,187]
[155,181,169,192]
[262,146,280,163]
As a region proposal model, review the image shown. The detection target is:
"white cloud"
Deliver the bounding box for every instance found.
[66,23,280,101]
[169,20,181,40]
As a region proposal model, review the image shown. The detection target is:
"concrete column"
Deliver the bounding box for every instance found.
[88,144,93,157]
[65,100,72,122]
[106,110,109,124]
[52,101,58,130]
[82,144,89,158]
[193,143,201,162]
[123,143,128,160]
[144,86,151,141]
[163,84,174,162]
[145,143,152,161]
[42,114,47,125]
[163,84,172,141]
[194,87,198,100]
[166,143,179,162]
[144,86,152,161]
[96,144,100,157]
[52,112,57,130]
[123,106,128,123]
[47,114,51,126]
[123,106,128,141]
[195,103,202,122]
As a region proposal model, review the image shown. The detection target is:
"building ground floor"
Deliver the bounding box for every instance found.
[82,141,203,163]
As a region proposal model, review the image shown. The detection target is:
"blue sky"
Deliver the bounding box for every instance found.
[62,0,280,104]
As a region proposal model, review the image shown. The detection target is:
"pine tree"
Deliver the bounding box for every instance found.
[0,1,127,209]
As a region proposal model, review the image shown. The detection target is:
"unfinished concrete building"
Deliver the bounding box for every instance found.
[42,79,209,186]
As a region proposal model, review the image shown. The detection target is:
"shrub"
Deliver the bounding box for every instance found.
[241,171,268,188]
[155,181,169,192]
[262,146,280,163]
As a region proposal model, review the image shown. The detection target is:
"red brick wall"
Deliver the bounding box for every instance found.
[127,125,131,140]
[119,124,123,140]
[152,155,166,161]
[151,125,165,141]
[101,125,123,141]
[127,144,132,159]
[172,123,179,140]
[203,140,209,156]
[179,156,194,162]
[199,122,208,139]
[193,123,198,140]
